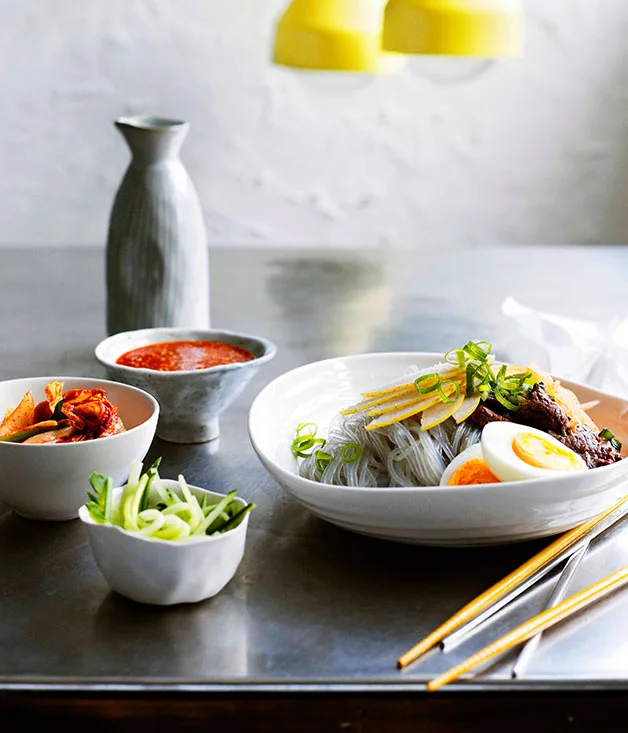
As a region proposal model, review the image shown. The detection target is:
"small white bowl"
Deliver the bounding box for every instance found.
[248,352,628,546]
[79,479,250,605]
[95,327,277,444]
[0,376,158,521]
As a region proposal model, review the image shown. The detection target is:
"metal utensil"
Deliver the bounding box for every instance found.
[511,542,590,678]
[441,499,628,652]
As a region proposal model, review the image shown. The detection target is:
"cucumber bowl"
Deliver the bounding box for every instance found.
[79,469,253,606]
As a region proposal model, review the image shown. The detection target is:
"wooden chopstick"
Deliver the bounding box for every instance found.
[427,564,628,692]
[397,492,628,669]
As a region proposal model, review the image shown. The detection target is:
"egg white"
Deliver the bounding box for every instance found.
[480,421,587,482]
[439,443,484,486]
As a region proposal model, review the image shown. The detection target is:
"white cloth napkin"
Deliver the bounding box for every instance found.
[500,297,628,398]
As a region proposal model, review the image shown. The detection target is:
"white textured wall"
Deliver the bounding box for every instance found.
[1,0,628,248]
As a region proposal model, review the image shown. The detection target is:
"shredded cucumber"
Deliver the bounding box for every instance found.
[86,458,254,541]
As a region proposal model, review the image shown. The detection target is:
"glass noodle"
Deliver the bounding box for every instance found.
[298,411,481,488]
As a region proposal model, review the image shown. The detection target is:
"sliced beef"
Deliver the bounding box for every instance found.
[482,396,511,416]
[469,404,512,428]
[514,383,570,434]
[551,426,622,469]
[468,381,622,469]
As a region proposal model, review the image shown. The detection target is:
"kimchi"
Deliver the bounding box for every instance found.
[0,380,125,444]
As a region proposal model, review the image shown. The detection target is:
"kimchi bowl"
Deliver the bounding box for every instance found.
[0,376,159,521]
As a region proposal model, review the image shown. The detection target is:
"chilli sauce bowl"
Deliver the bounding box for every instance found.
[0,376,158,521]
[95,327,277,444]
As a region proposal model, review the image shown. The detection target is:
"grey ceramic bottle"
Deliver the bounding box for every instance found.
[106,116,210,336]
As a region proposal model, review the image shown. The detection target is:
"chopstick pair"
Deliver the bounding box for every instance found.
[439,496,627,654]
[397,492,628,687]
[427,561,628,691]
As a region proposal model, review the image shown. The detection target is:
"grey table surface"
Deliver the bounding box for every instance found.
[2,243,628,695]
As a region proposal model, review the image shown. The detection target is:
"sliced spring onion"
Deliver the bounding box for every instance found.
[414,373,441,394]
[341,444,362,463]
[600,428,622,451]
[437,380,461,404]
[291,434,326,458]
[463,341,491,362]
[494,387,520,411]
[315,450,333,473]
[466,362,491,398]
[291,423,326,458]
[444,348,467,368]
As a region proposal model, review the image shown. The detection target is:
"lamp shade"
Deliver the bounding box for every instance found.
[273,0,404,73]
[382,0,524,57]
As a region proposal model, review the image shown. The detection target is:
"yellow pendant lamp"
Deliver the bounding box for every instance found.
[382,0,524,57]
[273,0,404,73]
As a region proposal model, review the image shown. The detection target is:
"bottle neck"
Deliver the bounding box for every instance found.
[115,116,189,165]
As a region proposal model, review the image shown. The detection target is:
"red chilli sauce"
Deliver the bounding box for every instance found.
[116,340,255,372]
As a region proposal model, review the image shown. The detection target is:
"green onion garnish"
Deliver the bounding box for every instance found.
[341,444,362,463]
[414,373,441,394]
[600,428,622,451]
[315,450,333,473]
[291,423,326,458]
[494,387,520,411]
[444,348,466,368]
[465,363,477,398]
[438,379,460,404]
[463,341,491,362]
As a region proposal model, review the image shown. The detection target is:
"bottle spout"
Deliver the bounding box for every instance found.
[115,116,189,163]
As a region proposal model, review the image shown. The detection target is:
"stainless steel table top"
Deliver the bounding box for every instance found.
[2,243,628,694]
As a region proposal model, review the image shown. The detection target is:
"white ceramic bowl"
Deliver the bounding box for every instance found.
[248,352,628,546]
[0,376,158,521]
[95,327,277,444]
[79,480,250,605]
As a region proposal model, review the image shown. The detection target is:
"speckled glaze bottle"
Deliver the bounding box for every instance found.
[106,116,210,336]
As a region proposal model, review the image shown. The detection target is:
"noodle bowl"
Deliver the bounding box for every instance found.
[248,352,628,544]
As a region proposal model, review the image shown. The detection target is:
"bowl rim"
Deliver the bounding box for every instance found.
[94,327,278,378]
[78,479,250,545]
[0,375,159,449]
[248,351,628,495]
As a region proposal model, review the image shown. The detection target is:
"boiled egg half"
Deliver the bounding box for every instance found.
[440,422,588,487]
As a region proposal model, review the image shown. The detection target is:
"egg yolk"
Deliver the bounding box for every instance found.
[448,458,501,486]
[512,432,585,471]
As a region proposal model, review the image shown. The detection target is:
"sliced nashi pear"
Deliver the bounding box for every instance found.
[421,390,467,431]
[452,394,482,424]
[361,363,465,399]
[365,392,429,418]
[340,386,418,416]
[365,383,460,431]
